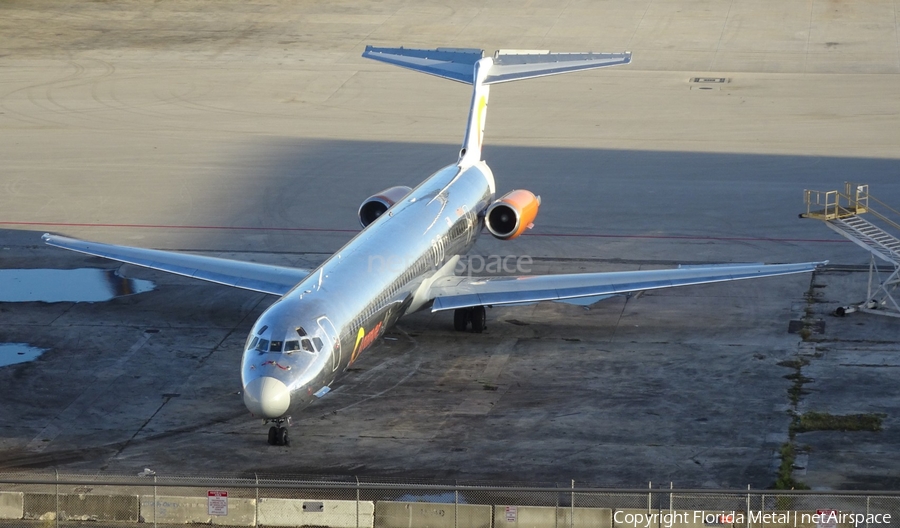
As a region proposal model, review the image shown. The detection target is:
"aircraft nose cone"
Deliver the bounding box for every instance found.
[243,376,290,418]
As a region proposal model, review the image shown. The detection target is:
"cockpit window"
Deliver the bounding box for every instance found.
[284,340,300,353]
[296,327,307,337]
[247,336,259,351]
[255,338,270,353]
[301,338,316,354]
[313,337,324,351]
[270,341,283,353]
[257,325,268,335]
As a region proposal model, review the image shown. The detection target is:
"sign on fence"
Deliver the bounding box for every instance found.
[505,505,517,522]
[207,490,228,516]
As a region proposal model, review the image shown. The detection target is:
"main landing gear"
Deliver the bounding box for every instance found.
[453,306,486,333]
[266,418,290,446]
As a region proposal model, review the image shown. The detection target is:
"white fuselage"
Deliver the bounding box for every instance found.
[241,161,495,419]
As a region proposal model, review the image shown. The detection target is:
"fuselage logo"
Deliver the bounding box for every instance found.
[350,321,383,365]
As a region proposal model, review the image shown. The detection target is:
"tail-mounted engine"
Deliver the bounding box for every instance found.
[358,186,412,228]
[484,189,540,240]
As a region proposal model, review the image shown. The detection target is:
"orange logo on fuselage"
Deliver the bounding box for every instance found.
[349,321,383,365]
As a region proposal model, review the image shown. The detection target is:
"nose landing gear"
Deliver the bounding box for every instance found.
[265,418,290,446]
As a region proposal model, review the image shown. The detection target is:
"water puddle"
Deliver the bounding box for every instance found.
[0,268,155,302]
[0,344,47,368]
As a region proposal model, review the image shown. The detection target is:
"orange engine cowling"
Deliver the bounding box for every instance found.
[484,189,540,240]
[358,186,412,228]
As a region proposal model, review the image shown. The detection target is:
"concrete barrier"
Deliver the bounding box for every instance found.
[0,492,24,520]
[259,498,374,528]
[494,505,612,528]
[139,495,257,526]
[375,501,491,528]
[23,492,139,522]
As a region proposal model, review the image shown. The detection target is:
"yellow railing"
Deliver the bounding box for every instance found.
[802,183,900,232]
[802,187,863,220]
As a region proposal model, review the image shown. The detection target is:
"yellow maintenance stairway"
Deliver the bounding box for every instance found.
[802,183,900,317]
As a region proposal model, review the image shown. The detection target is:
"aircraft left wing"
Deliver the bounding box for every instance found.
[427,261,826,311]
[42,234,310,296]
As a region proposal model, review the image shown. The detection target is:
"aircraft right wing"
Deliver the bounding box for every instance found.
[427,261,827,312]
[42,234,310,296]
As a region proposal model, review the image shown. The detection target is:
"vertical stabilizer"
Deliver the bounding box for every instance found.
[458,58,492,167]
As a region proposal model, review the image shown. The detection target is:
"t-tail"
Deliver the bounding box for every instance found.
[362,46,631,167]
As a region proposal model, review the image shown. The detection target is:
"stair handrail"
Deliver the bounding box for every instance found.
[862,199,900,234]
[840,182,900,238]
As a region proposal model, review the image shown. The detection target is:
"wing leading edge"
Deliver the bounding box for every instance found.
[42,234,310,296]
[428,261,827,312]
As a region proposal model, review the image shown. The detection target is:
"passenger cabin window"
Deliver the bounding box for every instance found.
[284,340,300,353]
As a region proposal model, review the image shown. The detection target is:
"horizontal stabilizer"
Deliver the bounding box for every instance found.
[362,46,631,85]
[362,46,484,84]
[485,51,631,84]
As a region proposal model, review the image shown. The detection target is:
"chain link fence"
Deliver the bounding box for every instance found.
[0,472,896,527]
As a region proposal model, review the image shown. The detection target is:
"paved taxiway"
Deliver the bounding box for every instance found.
[1,0,899,488]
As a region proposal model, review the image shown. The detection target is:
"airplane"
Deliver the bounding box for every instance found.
[43,46,825,446]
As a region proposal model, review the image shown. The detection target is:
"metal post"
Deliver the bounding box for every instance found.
[255,473,259,528]
[570,480,574,528]
[454,487,458,528]
[866,495,870,528]
[669,482,673,518]
[868,255,876,301]
[647,481,651,513]
[55,469,59,528]
[746,485,750,528]
[357,477,361,528]
[153,475,158,528]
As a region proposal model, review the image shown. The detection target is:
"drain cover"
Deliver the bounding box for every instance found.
[788,320,826,334]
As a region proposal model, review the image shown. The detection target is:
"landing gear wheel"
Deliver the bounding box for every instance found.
[267,426,277,445]
[275,426,288,446]
[453,308,469,331]
[470,306,486,333]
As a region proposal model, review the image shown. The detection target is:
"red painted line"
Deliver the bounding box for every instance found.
[0,220,846,244]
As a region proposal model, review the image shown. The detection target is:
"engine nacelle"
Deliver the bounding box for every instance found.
[358,186,412,228]
[484,189,540,240]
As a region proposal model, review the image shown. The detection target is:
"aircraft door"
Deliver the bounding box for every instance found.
[317,316,341,372]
